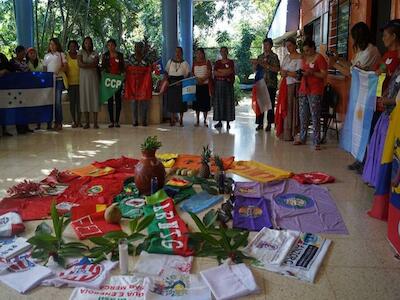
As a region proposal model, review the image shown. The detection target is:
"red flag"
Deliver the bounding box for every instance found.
[124,66,152,100]
[275,78,288,137]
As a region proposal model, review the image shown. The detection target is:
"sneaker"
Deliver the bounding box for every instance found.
[256,125,263,131]
[214,122,222,129]
[108,123,115,128]
[265,124,272,132]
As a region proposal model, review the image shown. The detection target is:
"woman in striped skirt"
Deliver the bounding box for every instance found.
[213,47,235,130]
[193,48,212,127]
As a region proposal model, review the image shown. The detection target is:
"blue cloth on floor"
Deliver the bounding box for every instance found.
[181,191,223,213]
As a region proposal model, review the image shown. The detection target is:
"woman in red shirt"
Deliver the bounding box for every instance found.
[101,39,125,128]
[213,46,235,130]
[294,39,327,150]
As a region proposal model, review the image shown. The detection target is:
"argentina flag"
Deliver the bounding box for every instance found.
[340,67,378,161]
[0,72,54,125]
[181,77,197,102]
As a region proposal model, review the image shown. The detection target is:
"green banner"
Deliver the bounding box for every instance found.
[99,72,124,104]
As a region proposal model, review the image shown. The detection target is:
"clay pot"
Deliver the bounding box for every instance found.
[134,150,166,196]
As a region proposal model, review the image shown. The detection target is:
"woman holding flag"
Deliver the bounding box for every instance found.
[165,47,190,127]
[102,39,125,128]
[275,38,302,141]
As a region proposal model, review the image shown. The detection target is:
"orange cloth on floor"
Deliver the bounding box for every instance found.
[173,154,235,173]
[69,164,115,177]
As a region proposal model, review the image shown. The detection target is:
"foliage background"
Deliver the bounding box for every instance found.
[0,0,278,83]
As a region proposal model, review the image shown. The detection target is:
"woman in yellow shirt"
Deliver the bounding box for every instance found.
[66,40,81,127]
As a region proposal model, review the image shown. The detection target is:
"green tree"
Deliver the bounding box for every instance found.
[0,0,17,57]
[234,23,255,83]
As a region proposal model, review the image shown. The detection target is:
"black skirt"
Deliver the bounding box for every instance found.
[166,76,187,113]
[193,84,211,112]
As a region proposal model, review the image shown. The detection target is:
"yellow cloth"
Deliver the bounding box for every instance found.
[376,73,386,97]
[28,60,43,72]
[156,153,178,168]
[66,54,80,85]
[228,160,293,183]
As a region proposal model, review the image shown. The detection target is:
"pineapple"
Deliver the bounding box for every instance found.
[199,145,212,178]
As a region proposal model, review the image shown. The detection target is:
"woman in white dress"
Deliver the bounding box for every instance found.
[277,38,303,141]
[78,36,100,129]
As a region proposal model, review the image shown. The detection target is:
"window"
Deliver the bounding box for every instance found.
[304,17,321,48]
[328,0,350,59]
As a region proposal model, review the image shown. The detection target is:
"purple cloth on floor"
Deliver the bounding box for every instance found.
[233,196,272,231]
[263,180,348,234]
[362,113,390,187]
[234,181,262,198]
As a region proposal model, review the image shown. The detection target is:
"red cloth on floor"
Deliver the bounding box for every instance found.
[92,156,139,174]
[41,169,79,186]
[70,204,121,240]
[0,196,56,221]
[56,173,130,207]
[275,78,288,138]
[292,172,335,185]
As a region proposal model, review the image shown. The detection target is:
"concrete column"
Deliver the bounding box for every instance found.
[13,0,34,48]
[178,0,193,68]
[161,0,178,67]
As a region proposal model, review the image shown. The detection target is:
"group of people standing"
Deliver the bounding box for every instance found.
[164,46,235,129]
[0,36,153,135]
[255,37,327,150]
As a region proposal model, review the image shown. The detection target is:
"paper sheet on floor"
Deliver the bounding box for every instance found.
[252,232,331,283]
[200,263,260,300]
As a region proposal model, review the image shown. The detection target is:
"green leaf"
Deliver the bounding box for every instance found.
[103,231,128,240]
[135,214,155,233]
[188,212,207,233]
[129,218,139,233]
[50,202,61,240]
[89,237,113,246]
[203,209,218,228]
[63,242,89,249]
[189,232,220,246]
[218,228,232,251]
[232,232,249,249]
[127,232,146,242]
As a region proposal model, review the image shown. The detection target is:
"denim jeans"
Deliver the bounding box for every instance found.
[55,78,64,124]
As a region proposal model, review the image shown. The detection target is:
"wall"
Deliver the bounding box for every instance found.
[392,0,400,19]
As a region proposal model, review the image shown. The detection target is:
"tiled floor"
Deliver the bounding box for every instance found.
[0,100,399,299]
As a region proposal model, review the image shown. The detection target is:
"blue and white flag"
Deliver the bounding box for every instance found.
[0,72,54,125]
[252,65,271,116]
[182,77,197,103]
[340,67,378,161]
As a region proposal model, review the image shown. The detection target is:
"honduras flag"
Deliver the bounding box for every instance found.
[182,77,197,102]
[340,67,378,161]
[0,72,54,125]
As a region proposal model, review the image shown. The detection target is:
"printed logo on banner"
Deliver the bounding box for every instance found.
[238,206,263,218]
[275,193,314,209]
[255,241,279,250]
[125,198,145,208]
[8,256,35,273]
[87,185,104,196]
[59,264,103,282]
[151,275,188,296]
[238,187,257,194]
[72,215,103,237]
[0,216,10,225]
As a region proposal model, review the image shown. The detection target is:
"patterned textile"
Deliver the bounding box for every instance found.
[299,94,322,145]
[213,80,235,122]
